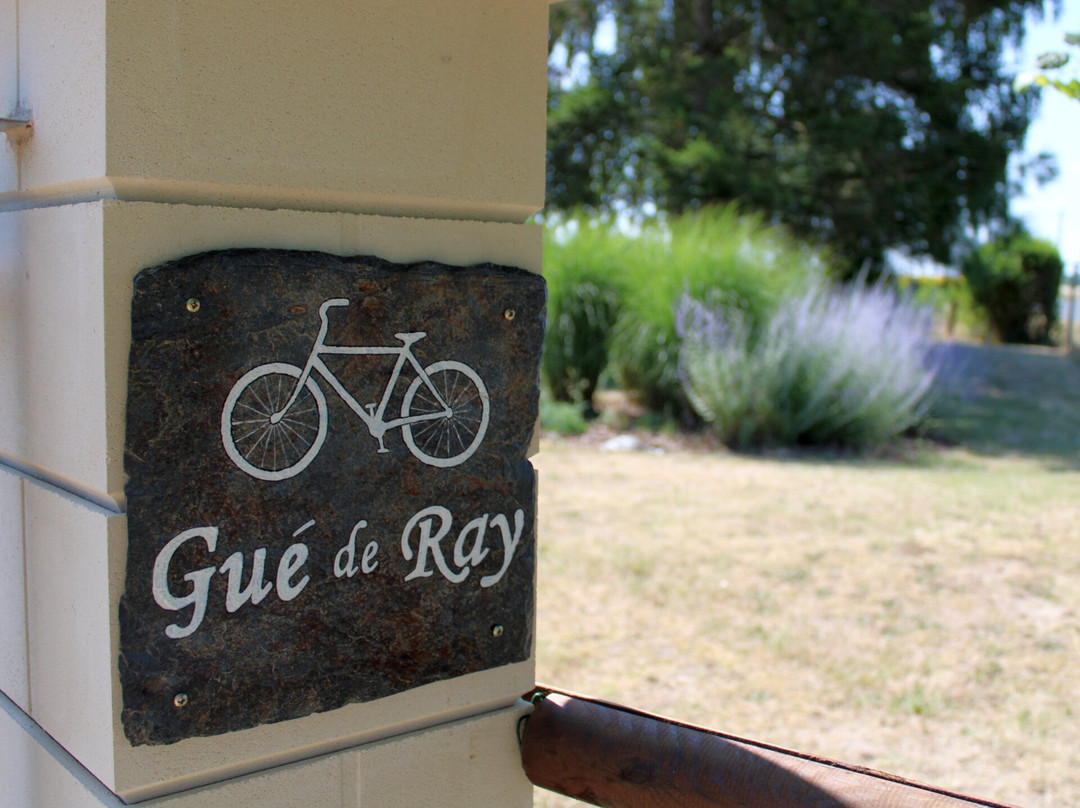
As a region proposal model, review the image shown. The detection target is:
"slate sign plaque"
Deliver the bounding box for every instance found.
[120,249,545,745]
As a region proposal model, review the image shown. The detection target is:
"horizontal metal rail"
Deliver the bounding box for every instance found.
[520,687,1020,808]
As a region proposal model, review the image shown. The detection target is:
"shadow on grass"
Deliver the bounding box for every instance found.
[924,343,1080,470]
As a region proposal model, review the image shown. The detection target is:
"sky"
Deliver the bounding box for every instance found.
[1011,3,1080,276]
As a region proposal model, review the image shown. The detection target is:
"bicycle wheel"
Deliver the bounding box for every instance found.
[221,363,328,481]
[401,360,490,467]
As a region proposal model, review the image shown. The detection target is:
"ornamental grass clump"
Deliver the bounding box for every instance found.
[542,218,627,408]
[677,280,949,449]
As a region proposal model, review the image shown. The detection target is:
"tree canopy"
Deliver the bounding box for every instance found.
[547,0,1058,275]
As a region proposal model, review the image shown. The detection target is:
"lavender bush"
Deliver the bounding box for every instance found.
[674,293,761,446]
[677,280,951,448]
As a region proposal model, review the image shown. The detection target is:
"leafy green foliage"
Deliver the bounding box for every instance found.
[541,207,823,418]
[961,232,1063,344]
[540,394,590,435]
[541,218,626,407]
[547,0,1050,276]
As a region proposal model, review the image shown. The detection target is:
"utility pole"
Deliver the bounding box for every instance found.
[1068,262,1078,354]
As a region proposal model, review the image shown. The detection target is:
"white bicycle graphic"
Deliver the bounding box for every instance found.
[221,298,490,481]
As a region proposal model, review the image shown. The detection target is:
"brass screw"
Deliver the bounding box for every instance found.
[503,308,516,321]
[186,298,200,313]
[491,625,504,638]
[173,693,189,708]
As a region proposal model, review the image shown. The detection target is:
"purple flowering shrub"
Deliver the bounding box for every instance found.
[674,293,762,446]
[676,280,951,448]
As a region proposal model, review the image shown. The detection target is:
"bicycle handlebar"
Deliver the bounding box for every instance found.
[316,299,350,338]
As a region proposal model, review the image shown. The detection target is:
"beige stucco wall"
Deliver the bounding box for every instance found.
[4,0,547,221]
[1,1,549,804]
[2,694,534,808]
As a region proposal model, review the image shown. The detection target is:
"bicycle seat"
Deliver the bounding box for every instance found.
[395,332,427,345]
[320,298,350,315]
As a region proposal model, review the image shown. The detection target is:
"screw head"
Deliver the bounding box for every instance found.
[186,298,201,313]
[503,308,516,321]
[491,624,504,638]
[173,693,189,708]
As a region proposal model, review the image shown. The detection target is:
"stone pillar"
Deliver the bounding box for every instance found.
[0,2,549,806]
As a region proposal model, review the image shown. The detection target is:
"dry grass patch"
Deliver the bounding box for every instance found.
[533,429,1080,806]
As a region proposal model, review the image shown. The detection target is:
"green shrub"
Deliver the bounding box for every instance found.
[542,206,826,421]
[961,233,1063,344]
[607,205,825,419]
[677,279,952,449]
[539,394,589,435]
[542,218,625,409]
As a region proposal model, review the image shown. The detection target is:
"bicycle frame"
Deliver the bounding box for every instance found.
[274,299,453,450]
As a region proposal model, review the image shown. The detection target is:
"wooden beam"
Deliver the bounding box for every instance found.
[520,689,1021,808]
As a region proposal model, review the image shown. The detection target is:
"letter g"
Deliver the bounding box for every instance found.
[152,527,219,639]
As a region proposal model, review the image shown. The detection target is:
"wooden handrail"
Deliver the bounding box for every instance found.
[520,687,1021,808]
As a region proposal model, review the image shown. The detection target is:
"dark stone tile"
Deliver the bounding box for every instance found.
[120,249,544,745]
